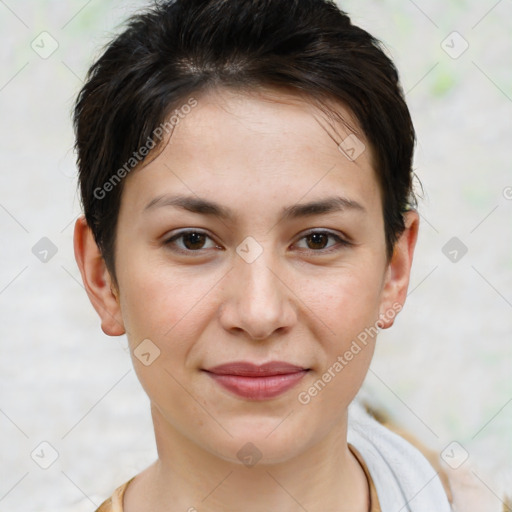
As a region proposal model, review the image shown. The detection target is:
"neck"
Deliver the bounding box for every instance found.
[126,404,370,512]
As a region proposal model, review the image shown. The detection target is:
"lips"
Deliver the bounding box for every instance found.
[206,361,307,376]
[203,361,309,400]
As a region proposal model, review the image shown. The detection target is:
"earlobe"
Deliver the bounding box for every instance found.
[378,210,420,329]
[73,215,126,337]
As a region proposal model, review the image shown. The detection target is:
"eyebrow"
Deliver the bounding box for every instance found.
[143,193,366,222]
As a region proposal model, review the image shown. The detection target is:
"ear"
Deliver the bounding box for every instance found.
[377,210,420,329]
[73,215,126,336]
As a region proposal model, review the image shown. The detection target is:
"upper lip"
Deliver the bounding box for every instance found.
[204,361,308,376]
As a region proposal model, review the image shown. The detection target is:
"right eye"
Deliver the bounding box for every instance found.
[163,229,221,255]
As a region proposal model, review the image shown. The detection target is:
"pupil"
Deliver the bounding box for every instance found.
[308,233,327,249]
[185,232,205,250]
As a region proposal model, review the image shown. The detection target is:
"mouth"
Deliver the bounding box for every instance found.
[202,361,310,400]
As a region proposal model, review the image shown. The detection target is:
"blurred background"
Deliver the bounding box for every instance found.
[0,0,511,510]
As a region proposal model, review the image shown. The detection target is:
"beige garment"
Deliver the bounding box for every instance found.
[96,477,133,512]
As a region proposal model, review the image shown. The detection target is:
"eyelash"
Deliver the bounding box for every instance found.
[163,229,352,255]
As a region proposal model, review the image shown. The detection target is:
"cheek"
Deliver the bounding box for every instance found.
[294,272,380,414]
[118,264,207,409]
[118,259,207,342]
[118,260,222,390]
[299,265,384,342]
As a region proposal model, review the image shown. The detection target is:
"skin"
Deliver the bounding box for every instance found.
[74,86,419,512]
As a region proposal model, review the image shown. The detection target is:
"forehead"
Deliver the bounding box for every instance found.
[167,86,368,163]
[121,86,381,220]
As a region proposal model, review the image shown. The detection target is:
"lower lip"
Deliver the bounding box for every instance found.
[205,371,308,400]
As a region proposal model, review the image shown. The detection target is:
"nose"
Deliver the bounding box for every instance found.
[218,250,298,341]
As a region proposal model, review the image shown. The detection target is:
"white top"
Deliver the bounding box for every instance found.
[347,399,506,512]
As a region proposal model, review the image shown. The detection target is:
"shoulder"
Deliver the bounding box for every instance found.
[440,462,511,512]
[373,409,508,512]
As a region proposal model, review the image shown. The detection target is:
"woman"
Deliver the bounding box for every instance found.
[72,0,509,510]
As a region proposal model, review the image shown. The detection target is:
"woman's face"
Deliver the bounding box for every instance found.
[93,87,415,464]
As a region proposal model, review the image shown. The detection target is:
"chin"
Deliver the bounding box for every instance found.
[202,419,313,466]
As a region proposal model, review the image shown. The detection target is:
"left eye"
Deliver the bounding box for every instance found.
[163,229,351,254]
[294,230,351,252]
